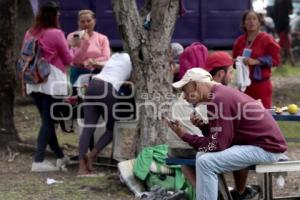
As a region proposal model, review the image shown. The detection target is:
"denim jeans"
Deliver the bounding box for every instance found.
[195,145,284,200]
[31,92,64,162]
[69,66,91,85]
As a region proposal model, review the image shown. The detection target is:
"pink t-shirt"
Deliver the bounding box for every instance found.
[24,28,73,72]
[67,31,110,67]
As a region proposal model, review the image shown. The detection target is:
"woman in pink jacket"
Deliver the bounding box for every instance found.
[22,1,73,172]
[67,10,111,87]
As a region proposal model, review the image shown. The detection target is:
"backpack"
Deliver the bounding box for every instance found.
[178,42,208,79]
[17,35,51,92]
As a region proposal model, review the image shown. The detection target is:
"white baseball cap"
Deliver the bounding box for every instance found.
[172,68,213,89]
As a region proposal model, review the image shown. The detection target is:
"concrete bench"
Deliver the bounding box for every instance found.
[165,158,300,200]
[254,161,300,200]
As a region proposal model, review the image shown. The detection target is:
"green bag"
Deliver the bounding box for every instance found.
[145,173,176,190]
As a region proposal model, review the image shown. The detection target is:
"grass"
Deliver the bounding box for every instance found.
[272,63,300,145]
[277,121,300,146]
[0,170,133,200]
[14,104,300,149]
[5,102,135,199]
[272,63,300,77]
[278,121,300,137]
[14,104,78,147]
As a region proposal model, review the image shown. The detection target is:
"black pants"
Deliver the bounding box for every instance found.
[31,92,64,162]
[78,79,117,160]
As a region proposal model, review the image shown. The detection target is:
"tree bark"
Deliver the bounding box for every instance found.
[0,0,20,149]
[112,0,179,151]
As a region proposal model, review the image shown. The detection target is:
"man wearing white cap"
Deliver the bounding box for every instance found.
[171,52,234,148]
[168,68,287,200]
[171,59,258,200]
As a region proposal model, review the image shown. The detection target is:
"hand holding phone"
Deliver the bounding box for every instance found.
[190,111,204,128]
[73,30,85,39]
[163,116,176,124]
[71,32,82,47]
[163,116,185,138]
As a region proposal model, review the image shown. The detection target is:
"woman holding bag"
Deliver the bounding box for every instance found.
[22,1,73,172]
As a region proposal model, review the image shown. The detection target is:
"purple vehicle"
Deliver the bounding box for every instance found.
[32,0,251,48]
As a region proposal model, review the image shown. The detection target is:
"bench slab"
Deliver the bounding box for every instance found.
[255,161,300,173]
[166,158,300,173]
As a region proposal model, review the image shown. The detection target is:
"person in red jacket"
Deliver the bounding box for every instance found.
[232,10,280,109]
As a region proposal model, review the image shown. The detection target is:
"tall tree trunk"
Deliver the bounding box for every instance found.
[0,0,20,148]
[112,0,179,151]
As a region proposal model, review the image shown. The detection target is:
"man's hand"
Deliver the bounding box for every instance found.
[190,112,204,128]
[243,57,260,66]
[91,60,105,69]
[82,58,93,68]
[167,120,185,138]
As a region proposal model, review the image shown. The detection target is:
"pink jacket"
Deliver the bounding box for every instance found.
[67,31,111,67]
[24,28,73,72]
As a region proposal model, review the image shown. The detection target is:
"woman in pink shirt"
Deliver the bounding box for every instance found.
[67,10,111,86]
[22,1,73,172]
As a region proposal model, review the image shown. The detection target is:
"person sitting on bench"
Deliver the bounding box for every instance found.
[168,68,288,200]
[172,52,259,200]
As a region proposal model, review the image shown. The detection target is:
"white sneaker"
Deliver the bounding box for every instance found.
[31,160,60,172]
[56,156,70,171]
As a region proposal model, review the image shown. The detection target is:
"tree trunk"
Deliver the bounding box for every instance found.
[112,0,179,151]
[0,0,20,149]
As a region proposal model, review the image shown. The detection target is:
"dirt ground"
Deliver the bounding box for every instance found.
[272,76,300,105]
[0,153,136,200]
[1,104,136,200]
[1,77,299,200]
[1,148,299,200]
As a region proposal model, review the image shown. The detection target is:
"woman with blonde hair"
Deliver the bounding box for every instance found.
[67,9,111,87]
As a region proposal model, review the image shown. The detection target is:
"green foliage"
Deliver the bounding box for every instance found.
[272,64,300,77]
[278,121,300,147]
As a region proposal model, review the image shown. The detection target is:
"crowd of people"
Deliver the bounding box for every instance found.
[20,1,290,200]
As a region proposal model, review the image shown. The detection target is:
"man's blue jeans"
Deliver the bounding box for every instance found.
[195,145,285,200]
